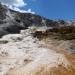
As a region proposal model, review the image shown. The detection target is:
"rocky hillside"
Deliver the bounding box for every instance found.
[0,3,75,75]
[0,3,75,38]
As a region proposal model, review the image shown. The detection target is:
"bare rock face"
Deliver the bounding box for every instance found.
[0,3,75,75]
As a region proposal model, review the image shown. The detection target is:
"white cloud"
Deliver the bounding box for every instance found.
[0,0,35,14]
[9,6,35,14]
[0,0,26,7]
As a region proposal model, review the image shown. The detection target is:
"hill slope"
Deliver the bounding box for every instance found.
[0,3,75,75]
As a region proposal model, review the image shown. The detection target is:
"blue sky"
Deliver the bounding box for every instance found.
[22,0,75,20]
[0,0,75,20]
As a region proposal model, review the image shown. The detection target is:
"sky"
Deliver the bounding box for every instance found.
[0,0,75,20]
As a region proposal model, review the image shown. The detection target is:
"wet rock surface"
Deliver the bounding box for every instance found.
[0,29,74,75]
